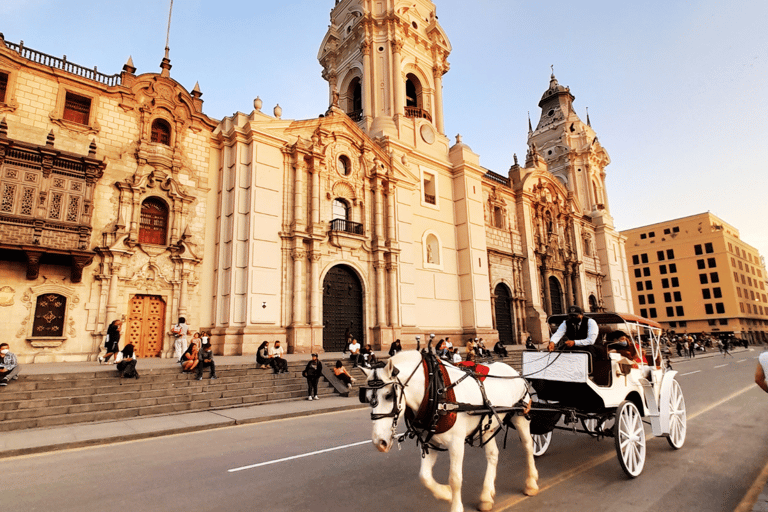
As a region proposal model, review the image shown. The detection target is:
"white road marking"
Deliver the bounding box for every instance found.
[737,359,749,363]
[680,370,701,376]
[228,440,371,473]
[714,364,728,368]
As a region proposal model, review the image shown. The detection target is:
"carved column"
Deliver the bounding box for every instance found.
[374,261,387,327]
[293,159,307,232]
[433,64,445,133]
[310,163,320,227]
[179,269,190,319]
[387,261,399,327]
[386,181,396,243]
[391,39,405,117]
[374,179,384,241]
[541,264,551,316]
[563,266,573,309]
[309,251,321,327]
[106,262,121,322]
[361,40,373,121]
[291,248,306,325]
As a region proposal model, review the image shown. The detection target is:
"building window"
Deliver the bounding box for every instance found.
[139,197,169,245]
[661,278,669,289]
[699,274,708,285]
[671,277,679,287]
[632,255,640,265]
[676,306,685,316]
[649,232,656,238]
[679,321,687,327]
[694,244,703,255]
[0,71,7,103]
[31,293,67,337]
[664,292,672,303]
[666,307,674,317]
[707,257,717,268]
[710,272,719,283]
[673,291,682,302]
[673,226,680,233]
[63,91,92,125]
[716,303,725,314]
[664,229,670,235]
[638,295,646,305]
[643,267,651,277]
[660,265,667,275]
[669,263,677,273]
[641,253,649,264]
[648,294,656,304]
[705,304,714,315]
[702,289,711,300]
[649,308,657,318]
[423,172,436,205]
[337,155,352,176]
[636,282,644,292]
[493,207,505,229]
[697,259,706,270]
[641,233,647,239]
[151,118,172,146]
[634,268,642,278]
[719,319,728,325]
[640,308,648,318]
[645,280,653,290]
[657,250,665,261]
[737,287,742,298]
[713,287,722,299]
[705,242,714,254]
[666,249,675,259]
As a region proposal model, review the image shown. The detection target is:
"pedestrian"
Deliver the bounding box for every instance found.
[755,351,768,394]
[196,342,217,380]
[493,340,508,357]
[0,342,21,387]
[388,339,402,357]
[343,327,351,354]
[349,338,362,368]
[270,340,288,374]
[99,319,122,364]
[302,353,323,400]
[333,360,355,388]
[116,343,139,379]
[452,348,462,364]
[171,317,189,361]
[688,339,696,358]
[525,336,537,351]
[180,342,199,373]
[256,341,271,369]
[722,336,733,358]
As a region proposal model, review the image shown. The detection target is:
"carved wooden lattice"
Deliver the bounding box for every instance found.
[31,293,66,337]
[126,295,166,358]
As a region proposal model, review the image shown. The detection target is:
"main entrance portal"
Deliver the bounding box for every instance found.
[126,295,166,358]
[323,265,364,352]
[494,283,514,345]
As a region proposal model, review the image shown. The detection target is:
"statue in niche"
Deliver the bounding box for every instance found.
[427,244,434,264]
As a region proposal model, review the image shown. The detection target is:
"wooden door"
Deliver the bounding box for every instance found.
[323,265,364,351]
[494,284,514,345]
[126,295,166,358]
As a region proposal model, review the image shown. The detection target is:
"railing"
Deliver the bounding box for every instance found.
[347,109,363,122]
[484,170,510,187]
[330,218,364,236]
[2,37,121,87]
[405,106,432,122]
[424,194,436,205]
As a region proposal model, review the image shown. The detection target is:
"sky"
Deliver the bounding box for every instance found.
[3,0,767,260]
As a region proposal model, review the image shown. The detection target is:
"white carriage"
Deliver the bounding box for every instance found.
[522,312,687,477]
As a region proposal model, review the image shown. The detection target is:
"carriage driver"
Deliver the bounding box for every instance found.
[547,305,603,361]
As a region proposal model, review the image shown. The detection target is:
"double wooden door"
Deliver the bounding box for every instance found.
[126,295,166,358]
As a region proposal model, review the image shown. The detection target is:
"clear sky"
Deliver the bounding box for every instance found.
[3,0,767,261]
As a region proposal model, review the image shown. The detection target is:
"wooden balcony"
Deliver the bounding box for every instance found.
[405,106,432,122]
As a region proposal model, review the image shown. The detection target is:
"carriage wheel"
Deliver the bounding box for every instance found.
[532,431,552,457]
[666,379,687,449]
[614,400,646,478]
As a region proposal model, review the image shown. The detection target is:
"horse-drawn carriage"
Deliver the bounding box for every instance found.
[358,312,686,511]
[524,312,687,477]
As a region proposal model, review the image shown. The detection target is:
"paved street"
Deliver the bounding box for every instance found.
[2,349,767,512]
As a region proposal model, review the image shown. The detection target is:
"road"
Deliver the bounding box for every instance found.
[3,350,767,512]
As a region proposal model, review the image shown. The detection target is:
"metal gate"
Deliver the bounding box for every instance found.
[323,265,364,352]
[494,283,514,344]
[126,295,166,358]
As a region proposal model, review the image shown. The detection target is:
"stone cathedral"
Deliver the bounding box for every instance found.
[0,0,632,362]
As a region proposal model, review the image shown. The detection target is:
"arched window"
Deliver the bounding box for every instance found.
[493,207,505,229]
[589,295,599,312]
[332,198,350,221]
[346,77,362,121]
[405,74,431,121]
[139,197,169,245]
[425,234,440,265]
[151,118,172,146]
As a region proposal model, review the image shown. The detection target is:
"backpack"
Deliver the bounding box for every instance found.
[171,324,182,336]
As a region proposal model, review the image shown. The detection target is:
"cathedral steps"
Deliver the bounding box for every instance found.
[0,361,337,432]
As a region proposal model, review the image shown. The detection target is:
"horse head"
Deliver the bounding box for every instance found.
[360,352,423,453]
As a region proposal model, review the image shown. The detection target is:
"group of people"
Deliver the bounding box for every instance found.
[98,319,139,379]
[256,341,289,373]
[346,338,377,368]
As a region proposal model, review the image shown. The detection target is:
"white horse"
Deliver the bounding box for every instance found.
[361,350,538,512]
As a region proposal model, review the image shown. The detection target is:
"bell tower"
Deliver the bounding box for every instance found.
[318,0,451,139]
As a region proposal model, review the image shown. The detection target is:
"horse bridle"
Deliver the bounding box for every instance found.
[359,360,422,439]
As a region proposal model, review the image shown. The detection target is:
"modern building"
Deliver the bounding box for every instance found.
[0,0,633,363]
[622,213,768,343]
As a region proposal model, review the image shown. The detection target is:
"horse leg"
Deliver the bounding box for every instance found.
[510,414,539,496]
[447,436,466,512]
[419,448,452,502]
[478,431,499,511]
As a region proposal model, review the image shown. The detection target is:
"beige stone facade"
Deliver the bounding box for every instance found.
[622,213,768,342]
[0,0,634,362]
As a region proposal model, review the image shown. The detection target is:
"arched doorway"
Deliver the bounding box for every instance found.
[494,283,515,345]
[323,265,364,352]
[548,276,564,315]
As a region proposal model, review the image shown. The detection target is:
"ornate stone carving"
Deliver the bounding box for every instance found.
[0,286,14,306]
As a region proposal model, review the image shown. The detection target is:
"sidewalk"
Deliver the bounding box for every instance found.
[0,346,755,461]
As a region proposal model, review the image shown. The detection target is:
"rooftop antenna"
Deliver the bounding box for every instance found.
[160,0,174,76]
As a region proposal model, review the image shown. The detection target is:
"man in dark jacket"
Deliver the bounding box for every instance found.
[302,353,323,400]
[196,342,217,380]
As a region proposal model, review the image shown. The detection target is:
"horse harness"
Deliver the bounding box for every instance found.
[360,351,529,457]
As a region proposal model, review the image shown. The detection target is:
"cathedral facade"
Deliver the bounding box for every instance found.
[0,0,632,362]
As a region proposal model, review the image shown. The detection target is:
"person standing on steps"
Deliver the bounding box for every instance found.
[302,353,323,400]
[100,319,122,364]
[171,317,189,361]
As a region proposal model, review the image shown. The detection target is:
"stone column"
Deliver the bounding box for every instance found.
[433,64,445,133]
[309,251,321,327]
[294,159,307,232]
[541,265,551,316]
[387,261,399,327]
[106,262,121,322]
[292,248,306,325]
[375,261,387,327]
[374,179,384,241]
[386,181,396,242]
[310,162,320,227]
[179,269,189,319]
[361,40,373,121]
[563,267,573,309]
[391,39,405,117]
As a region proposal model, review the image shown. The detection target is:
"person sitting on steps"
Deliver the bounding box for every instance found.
[270,340,288,374]
[256,341,271,369]
[333,360,355,388]
[180,342,199,373]
[196,342,217,380]
[116,343,139,379]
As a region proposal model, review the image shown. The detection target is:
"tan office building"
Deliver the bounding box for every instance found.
[622,213,768,343]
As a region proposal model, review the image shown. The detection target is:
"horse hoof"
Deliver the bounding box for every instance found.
[478,501,494,511]
[523,486,539,497]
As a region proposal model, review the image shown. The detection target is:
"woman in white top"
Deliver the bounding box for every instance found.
[172,317,189,360]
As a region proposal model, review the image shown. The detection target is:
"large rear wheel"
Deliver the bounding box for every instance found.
[666,379,687,449]
[614,400,646,478]
[532,431,552,457]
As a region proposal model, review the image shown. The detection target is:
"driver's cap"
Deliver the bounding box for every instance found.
[567,305,583,315]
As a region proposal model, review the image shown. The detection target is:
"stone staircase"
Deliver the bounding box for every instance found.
[0,351,524,433]
[0,360,356,433]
